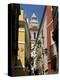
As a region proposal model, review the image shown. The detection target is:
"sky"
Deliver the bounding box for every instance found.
[20,4,45,24]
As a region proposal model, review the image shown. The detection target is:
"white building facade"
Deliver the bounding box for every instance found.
[29,13,39,74]
[34,9,48,75]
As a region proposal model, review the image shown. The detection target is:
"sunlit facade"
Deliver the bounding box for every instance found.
[17,9,31,75]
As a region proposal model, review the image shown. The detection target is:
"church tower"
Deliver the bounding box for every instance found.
[29,13,39,49]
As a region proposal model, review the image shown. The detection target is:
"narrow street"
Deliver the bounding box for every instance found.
[8,4,58,76]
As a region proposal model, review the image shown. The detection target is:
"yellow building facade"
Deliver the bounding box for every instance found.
[17,10,25,68]
[17,10,31,75]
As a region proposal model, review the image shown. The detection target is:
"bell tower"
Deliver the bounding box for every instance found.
[29,13,39,49]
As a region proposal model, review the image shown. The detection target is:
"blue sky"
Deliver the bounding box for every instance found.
[20,4,45,23]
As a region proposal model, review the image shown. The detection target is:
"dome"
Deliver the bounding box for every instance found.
[31,13,37,19]
[29,12,39,28]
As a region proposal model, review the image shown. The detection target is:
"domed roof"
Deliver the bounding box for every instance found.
[31,13,37,18]
[29,12,39,28]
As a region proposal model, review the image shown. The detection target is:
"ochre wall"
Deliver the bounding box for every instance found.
[17,28,25,67]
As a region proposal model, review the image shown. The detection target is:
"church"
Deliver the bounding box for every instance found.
[29,13,39,74]
[29,13,39,50]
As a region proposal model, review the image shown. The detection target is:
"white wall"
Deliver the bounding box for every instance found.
[43,12,47,49]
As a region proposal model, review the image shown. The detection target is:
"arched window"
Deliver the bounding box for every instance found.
[34,32,36,39]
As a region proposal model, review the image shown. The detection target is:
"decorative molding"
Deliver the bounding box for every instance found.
[18,28,25,32]
[18,41,25,44]
[47,20,53,27]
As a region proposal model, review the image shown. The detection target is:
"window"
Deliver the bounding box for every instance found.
[34,32,36,39]
[50,43,57,57]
